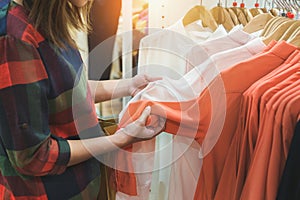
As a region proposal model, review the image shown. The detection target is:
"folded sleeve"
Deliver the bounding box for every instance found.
[0,36,70,176]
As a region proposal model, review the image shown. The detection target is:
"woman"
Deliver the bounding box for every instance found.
[0,0,165,199]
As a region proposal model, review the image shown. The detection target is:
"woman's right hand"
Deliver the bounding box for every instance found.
[118,106,166,144]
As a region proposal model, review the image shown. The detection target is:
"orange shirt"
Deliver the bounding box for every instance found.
[267,89,300,199]
[281,95,300,156]
[245,51,300,147]
[194,41,298,200]
[240,80,300,200]
[219,52,300,200]
[232,74,300,200]
[115,41,298,197]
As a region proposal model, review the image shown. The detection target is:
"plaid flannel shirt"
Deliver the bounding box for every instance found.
[0,1,102,199]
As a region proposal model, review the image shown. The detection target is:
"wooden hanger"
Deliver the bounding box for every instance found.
[241,8,254,23]
[226,7,240,25]
[287,26,300,47]
[270,8,279,16]
[279,20,300,41]
[259,16,280,36]
[243,13,274,34]
[229,7,248,26]
[265,17,291,36]
[261,17,290,37]
[210,2,235,31]
[182,5,218,31]
[225,0,240,26]
[249,0,263,17]
[249,7,264,17]
[261,17,279,36]
[260,7,268,13]
[262,20,296,45]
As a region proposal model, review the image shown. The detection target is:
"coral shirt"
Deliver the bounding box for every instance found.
[215,52,300,200]
[235,74,300,200]
[240,82,300,200]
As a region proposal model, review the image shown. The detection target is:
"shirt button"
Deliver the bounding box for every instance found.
[20,123,29,129]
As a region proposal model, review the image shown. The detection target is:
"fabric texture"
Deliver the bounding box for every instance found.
[239,81,300,200]
[116,28,262,200]
[0,2,102,199]
[215,50,300,200]
[115,41,298,199]
[185,25,256,72]
[138,18,227,79]
[117,18,227,200]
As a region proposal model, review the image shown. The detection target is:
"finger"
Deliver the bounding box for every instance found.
[146,126,162,138]
[144,74,162,82]
[148,116,166,134]
[136,106,151,125]
[144,128,155,138]
[156,117,166,132]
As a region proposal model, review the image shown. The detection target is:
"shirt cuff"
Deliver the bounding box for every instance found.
[50,135,71,175]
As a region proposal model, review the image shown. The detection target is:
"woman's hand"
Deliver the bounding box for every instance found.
[129,74,162,96]
[67,106,165,166]
[118,106,166,144]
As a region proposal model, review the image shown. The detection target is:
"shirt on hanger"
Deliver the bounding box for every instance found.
[116,37,266,200]
[235,50,300,189]
[126,37,266,106]
[185,25,256,72]
[236,76,300,200]
[118,20,248,200]
[152,26,257,200]
[121,20,227,200]
[240,82,300,200]
[193,41,297,200]
[138,18,227,79]
[115,41,298,198]
[245,51,300,138]
[215,52,300,200]
[161,37,266,200]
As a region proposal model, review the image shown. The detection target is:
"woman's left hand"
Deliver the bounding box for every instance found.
[129,74,162,96]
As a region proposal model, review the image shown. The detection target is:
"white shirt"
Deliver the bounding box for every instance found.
[138,18,227,79]
[117,38,266,200]
[118,19,227,200]
[141,38,266,103]
[185,25,257,72]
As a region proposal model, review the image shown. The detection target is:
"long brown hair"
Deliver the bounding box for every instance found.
[23,0,93,49]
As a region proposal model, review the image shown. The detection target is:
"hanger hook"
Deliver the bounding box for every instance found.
[264,0,268,8]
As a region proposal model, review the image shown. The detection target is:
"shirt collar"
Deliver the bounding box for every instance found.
[244,38,266,55]
[168,18,227,42]
[269,41,298,60]
[228,27,256,44]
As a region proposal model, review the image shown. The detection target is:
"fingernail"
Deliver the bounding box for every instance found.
[146,106,151,111]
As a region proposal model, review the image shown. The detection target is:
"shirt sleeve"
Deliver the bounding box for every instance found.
[0,36,70,176]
